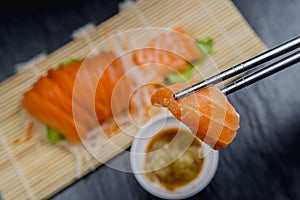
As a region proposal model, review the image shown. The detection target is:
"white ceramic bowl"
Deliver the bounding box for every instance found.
[130,114,219,199]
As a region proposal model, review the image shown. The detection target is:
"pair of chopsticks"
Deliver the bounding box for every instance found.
[174,36,300,100]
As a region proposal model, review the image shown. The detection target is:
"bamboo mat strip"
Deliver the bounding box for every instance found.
[0,0,266,199]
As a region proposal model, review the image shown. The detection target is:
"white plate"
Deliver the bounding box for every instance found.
[130,114,219,199]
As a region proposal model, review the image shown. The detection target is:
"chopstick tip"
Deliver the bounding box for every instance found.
[173,93,180,100]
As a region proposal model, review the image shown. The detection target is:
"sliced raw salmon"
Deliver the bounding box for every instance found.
[151,82,240,149]
[21,27,204,144]
[22,89,88,143]
[133,28,201,75]
[22,52,132,143]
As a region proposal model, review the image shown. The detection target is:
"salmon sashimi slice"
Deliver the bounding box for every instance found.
[32,77,97,129]
[151,82,240,149]
[47,62,95,114]
[22,89,88,143]
[133,28,201,75]
[80,52,131,122]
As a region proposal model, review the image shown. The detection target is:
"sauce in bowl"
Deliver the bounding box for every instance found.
[130,114,219,199]
[144,128,204,191]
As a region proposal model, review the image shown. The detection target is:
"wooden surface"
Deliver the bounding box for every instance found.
[0,0,299,199]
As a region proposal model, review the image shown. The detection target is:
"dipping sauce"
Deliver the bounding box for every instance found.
[144,128,204,191]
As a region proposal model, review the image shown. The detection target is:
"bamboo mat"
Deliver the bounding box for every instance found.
[0,0,266,199]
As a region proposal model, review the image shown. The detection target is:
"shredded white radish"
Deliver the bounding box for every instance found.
[59,142,96,178]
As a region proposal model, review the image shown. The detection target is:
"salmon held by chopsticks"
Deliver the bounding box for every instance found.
[151,82,240,149]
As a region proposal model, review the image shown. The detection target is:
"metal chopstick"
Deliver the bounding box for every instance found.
[221,51,300,95]
[174,36,300,100]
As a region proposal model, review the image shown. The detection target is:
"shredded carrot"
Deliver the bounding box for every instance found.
[12,122,33,144]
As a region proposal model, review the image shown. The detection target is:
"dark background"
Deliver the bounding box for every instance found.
[0,0,300,199]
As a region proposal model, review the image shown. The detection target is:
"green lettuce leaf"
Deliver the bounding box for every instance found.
[196,38,214,55]
[165,38,214,84]
[47,126,65,143]
[57,58,82,69]
[166,66,193,84]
